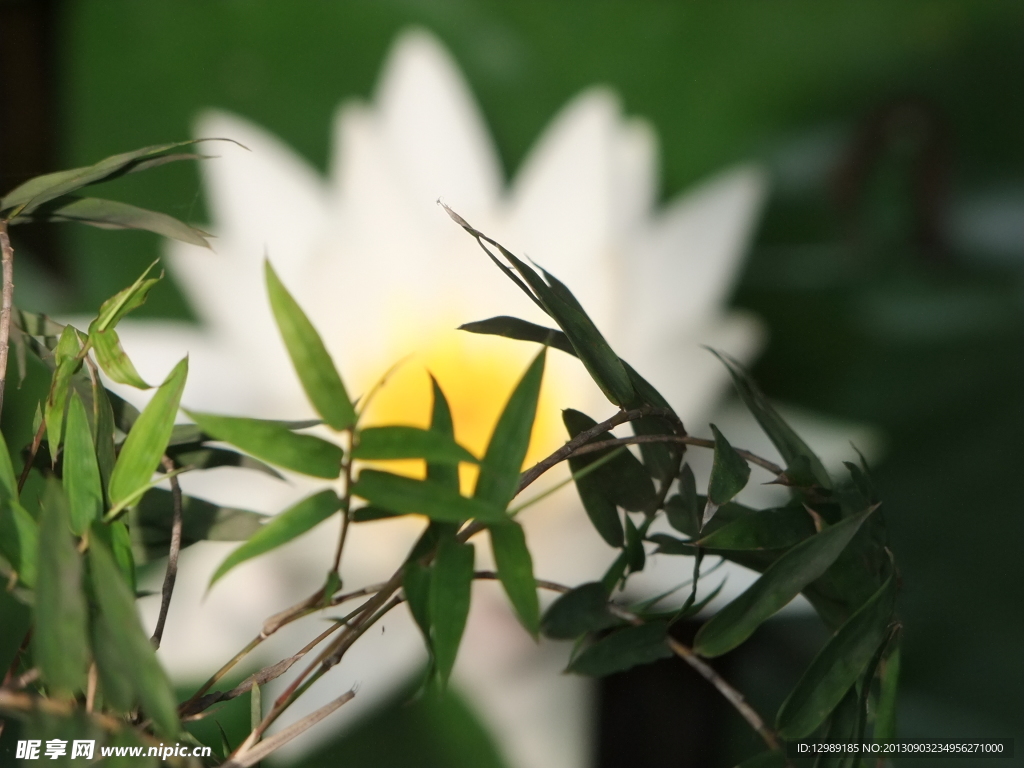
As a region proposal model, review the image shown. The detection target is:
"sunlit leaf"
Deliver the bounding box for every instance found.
[24,196,211,247]
[541,582,620,639]
[567,622,672,676]
[474,349,546,511]
[693,508,875,658]
[87,530,179,735]
[185,410,342,479]
[90,327,150,389]
[429,537,474,686]
[108,358,187,510]
[33,480,89,697]
[353,469,506,524]
[64,392,104,535]
[353,426,477,464]
[698,506,816,550]
[45,326,83,453]
[488,521,540,637]
[209,490,342,587]
[265,260,355,430]
[776,574,897,739]
[89,262,161,334]
[703,424,751,527]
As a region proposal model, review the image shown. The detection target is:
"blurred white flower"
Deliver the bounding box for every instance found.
[110,28,807,768]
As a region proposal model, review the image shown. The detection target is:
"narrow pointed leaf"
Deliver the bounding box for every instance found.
[403,561,433,648]
[698,506,816,551]
[26,196,211,247]
[209,490,342,587]
[353,426,477,464]
[90,328,150,388]
[64,393,104,535]
[33,481,89,697]
[427,377,460,491]
[89,263,161,334]
[108,357,187,508]
[473,349,546,511]
[265,260,355,430]
[776,574,897,739]
[624,515,646,573]
[45,326,83,452]
[0,499,38,587]
[567,622,672,676]
[88,531,179,735]
[0,433,17,501]
[353,469,506,524]
[703,424,751,526]
[459,316,573,354]
[429,537,475,685]
[564,409,656,514]
[665,466,700,537]
[185,410,342,478]
[166,446,284,479]
[709,349,831,489]
[488,521,540,637]
[693,508,875,658]
[92,378,117,491]
[541,582,620,640]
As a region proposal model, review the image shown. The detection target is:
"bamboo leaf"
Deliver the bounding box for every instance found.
[693,508,875,658]
[0,431,17,500]
[353,426,477,464]
[25,196,212,247]
[89,263,161,334]
[0,498,38,587]
[874,642,901,743]
[353,469,506,524]
[33,480,89,697]
[185,410,342,479]
[488,521,540,637]
[87,531,179,735]
[265,260,355,430]
[474,349,546,511]
[108,357,187,509]
[45,326,83,453]
[426,377,460,491]
[703,424,751,526]
[90,327,150,389]
[664,465,700,537]
[429,537,475,686]
[403,561,433,649]
[698,506,816,551]
[567,622,673,676]
[776,574,897,739]
[209,490,342,587]
[541,582,620,640]
[64,393,104,535]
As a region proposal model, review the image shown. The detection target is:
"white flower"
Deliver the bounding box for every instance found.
[108,28,820,768]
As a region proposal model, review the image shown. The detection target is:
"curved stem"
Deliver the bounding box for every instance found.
[150,456,183,649]
[0,220,14,417]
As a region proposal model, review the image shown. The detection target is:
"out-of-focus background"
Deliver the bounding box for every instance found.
[1,1,1022,766]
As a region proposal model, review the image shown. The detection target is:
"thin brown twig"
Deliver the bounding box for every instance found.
[151,456,184,649]
[569,434,785,476]
[0,220,15,417]
[17,419,46,493]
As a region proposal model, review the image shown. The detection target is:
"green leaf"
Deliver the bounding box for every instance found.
[563,415,622,547]
[353,426,477,464]
[0,433,17,501]
[351,505,402,522]
[209,490,342,587]
[665,465,700,537]
[567,622,673,676]
[45,326,83,453]
[474,349,546,511]
[426,377,460,492]
[108,358,187,509]
[64,392,104,535]
[703,424,751,526]
[165,446,284,479]
[488,521,540,637]
[403,561,433,648]
[25,196,211,247]
[89,262,162,334]
[90,328,150,389]
[698,506,816,550]
[92,379,117,493]
[874,642,901,743]
[541,582,620,639]
[353,469,506,524]
[563,409,656,514]
[87,530,180,736]
[265,260,355,430]
[33,481,89,697]
[624,515,646,573]
[776,574,897,739]
[429,537,475,686]
[185,411,342,479]
[708,349,831,489]
[600,550,629,595]
[693,508,875,658]
[459,316,574,355]
[0,498,38,587]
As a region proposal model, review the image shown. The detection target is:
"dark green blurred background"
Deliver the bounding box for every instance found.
[1,1,1022,766]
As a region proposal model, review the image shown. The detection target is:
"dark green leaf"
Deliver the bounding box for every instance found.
[489,521,540,637]
[541,582,620,639]
[64,392,104,535]
[429,537,475,686]
[459,316,574,355]
[665,465,700,537]
[0,429,18,501]
[698,506,816,550]
[426,377,460,491]
[601,550,629,595]
[353,469,506,524]
[567,622,673,676]
[108,357,188,511]
[265,260,355,430]
[709,349,831,489]
[33,480,89,697]
[0,498,38,587]
[45,326,83,453]
[874,642,900,743]
[185,410,342,479]
[776,574,897,739]
[703,424,751,526]
[353,426,477,464]
[166,446,284,479]
[25,196,211,247]
[474,349,546,511]
[92,381,118,492]
[624,515,646,574]
[209,490,342,587]
[403,561,433,648]
[351,505,401,522]
[90,327,150,389]
[87,530,179,735]
[693,509,875,658]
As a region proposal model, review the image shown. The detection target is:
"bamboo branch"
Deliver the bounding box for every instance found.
[151,456,184,649]
[0,220,14,417]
